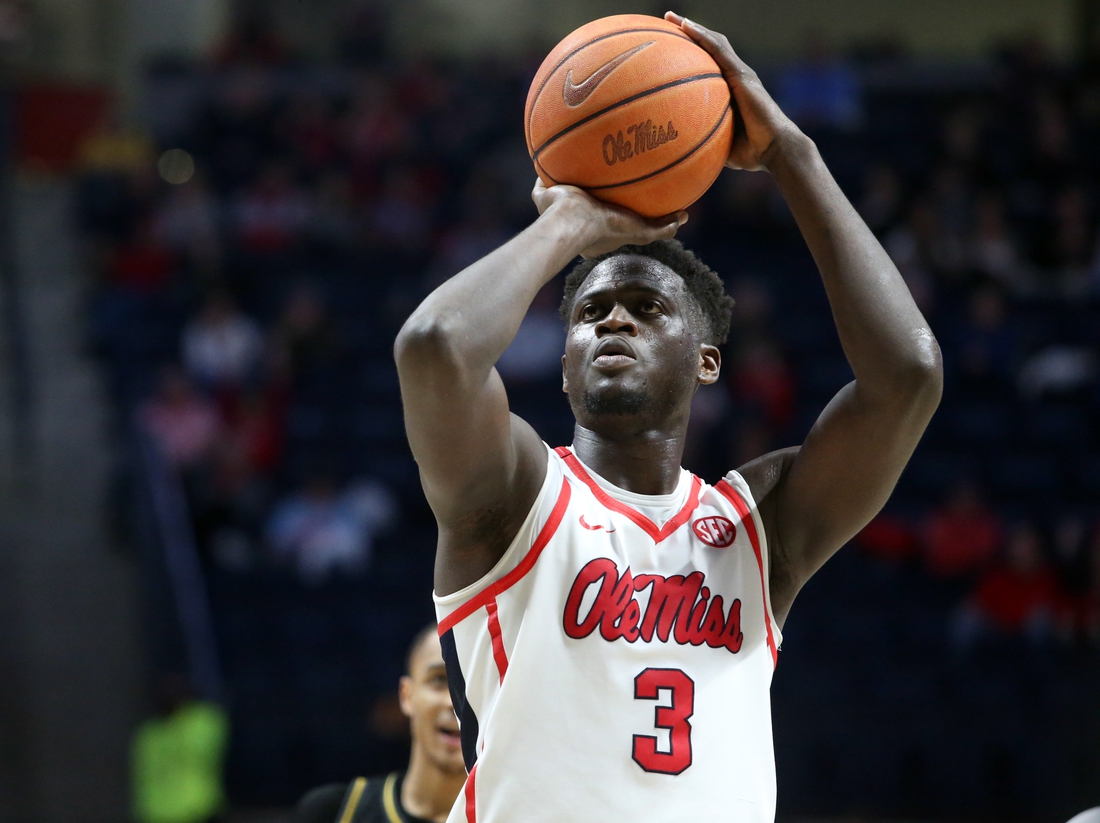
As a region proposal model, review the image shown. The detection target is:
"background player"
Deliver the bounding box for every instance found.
[395,11,943,822]
[296,626,464,823]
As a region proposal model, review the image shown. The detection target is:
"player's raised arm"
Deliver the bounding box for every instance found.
[394,183,684,594]
[668,12,943,624]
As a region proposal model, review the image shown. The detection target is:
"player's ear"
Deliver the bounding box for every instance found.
[698,344,720,385]
[562,354,569,393]
[398,675,414,717]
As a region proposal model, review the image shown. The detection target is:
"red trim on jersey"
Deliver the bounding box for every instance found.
[715,479,778,668]
[485,597,508,683]
[555,447,702,543]
[438,477,572,634]
[464,763,477,822]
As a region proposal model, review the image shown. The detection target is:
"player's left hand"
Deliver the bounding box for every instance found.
[665,11,803,172]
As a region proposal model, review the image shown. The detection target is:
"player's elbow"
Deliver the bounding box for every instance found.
[897,330,944,413]
[394,312,462,375]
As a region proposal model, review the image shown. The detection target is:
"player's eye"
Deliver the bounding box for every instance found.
[579,304,601,321]
[639,300,661,315]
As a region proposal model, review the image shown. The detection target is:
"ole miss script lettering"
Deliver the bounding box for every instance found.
[563,558,745,653]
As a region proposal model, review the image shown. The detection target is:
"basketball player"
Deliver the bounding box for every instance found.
[296,626,465,823]
[394,13,942,822]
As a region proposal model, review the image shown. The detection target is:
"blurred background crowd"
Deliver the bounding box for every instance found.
[1,1,1099,822]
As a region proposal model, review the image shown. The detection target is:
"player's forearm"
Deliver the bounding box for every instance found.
[765,134,942,402]
[396,202,595,378]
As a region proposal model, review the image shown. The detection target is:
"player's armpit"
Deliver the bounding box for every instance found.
[737,447,799,629]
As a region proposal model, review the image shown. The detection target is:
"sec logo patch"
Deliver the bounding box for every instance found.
[692,516,737,548]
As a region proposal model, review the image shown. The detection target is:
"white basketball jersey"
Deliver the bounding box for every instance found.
[434,445,782,823]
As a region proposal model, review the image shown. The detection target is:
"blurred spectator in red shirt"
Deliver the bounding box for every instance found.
[728,337,795,433]
[109,220,177,293]
[182,293,265,389]
[140,367,222,470]
[232,162,312,255]
[921,480,1003,578]
[954,522,1060,648]
[1085,532,1100,644]
[222,389,284,475]
[856,511,918,564]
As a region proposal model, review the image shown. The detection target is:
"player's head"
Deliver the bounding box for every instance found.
[559,240,734,431]
[399,624,465,775]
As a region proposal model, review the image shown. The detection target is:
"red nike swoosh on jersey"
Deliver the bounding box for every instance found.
[562,41,655,107]
[579,514,615,533]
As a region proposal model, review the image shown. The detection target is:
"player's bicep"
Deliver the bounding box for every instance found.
[773,380,934,584]
[399,358,544,522]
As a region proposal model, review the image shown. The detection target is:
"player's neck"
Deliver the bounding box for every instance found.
[571,425,685,495]
[401,747,466,823]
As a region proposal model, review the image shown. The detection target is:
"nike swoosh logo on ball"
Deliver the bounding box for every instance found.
[562,40,655,107]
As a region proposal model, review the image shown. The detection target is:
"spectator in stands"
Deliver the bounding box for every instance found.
[232,161,312,256]
[968,194,1029,292]
[190,389,286,569]
[271,286,340,382]
[131,675,228,823]
[883,200,941,309]
[776,32,862,131]
[182,292,265,389]
[496,283,564,383]
[953,521,1060,649]
[856,510,918,564]
[140,367,222,470]
[921,480,1003,579]
[153,173,223,272]
[951,285,1018,396]
[109,218,178,294]
[366,165,436,264]
[1083,525,1100,644]
[267,472,397,584]
[857,163,903,235]
[728,336,795,433]
[296,626,464,823]
[215,11,291,67]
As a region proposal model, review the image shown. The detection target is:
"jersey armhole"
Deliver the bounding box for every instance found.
[722,469,784,649]
[336,777,368,823]
[434,443,563,613]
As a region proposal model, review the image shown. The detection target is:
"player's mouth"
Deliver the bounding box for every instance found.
[438,724,461,748]
[592,337,637,369]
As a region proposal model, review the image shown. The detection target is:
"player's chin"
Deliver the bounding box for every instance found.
[581,380,649,417]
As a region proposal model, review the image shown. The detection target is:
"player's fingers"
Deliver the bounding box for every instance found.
[675,17,753,78]
[644,211,688,242]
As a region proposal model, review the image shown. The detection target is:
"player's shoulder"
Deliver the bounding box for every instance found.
[732,446,800,508]
[295,772,407,823]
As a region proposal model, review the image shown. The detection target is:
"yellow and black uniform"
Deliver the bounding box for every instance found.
[296,772,433,823]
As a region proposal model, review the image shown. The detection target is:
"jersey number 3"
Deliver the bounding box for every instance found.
[632,667,694,775]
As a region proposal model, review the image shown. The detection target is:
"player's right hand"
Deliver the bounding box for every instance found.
[665,11,803,172]
[531,178,687,259]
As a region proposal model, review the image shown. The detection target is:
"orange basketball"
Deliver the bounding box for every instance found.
[525,14,733,218]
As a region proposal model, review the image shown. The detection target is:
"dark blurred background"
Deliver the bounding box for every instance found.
[0,1,1098,822]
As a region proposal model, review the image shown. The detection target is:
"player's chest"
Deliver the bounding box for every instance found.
[544,494,760,653]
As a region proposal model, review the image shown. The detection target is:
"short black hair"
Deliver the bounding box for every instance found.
[405,623,439,675]
[559,240,735,345]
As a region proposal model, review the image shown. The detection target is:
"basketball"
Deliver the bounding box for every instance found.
[524,14,734,218]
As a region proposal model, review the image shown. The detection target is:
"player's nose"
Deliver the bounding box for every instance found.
[596,304,637,336]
